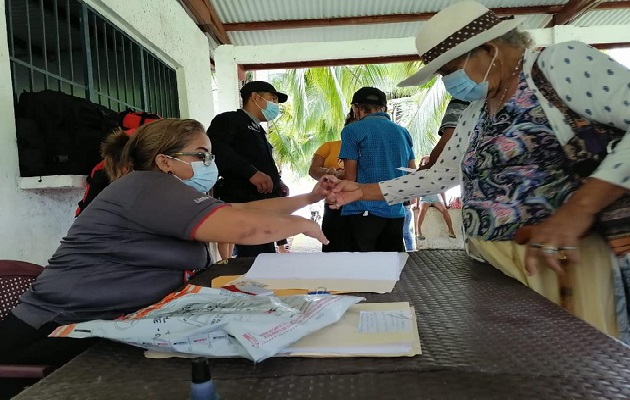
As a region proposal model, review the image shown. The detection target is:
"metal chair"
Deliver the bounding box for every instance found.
[0,260,53,378]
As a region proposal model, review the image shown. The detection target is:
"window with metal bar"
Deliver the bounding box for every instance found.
[6,0,180,117]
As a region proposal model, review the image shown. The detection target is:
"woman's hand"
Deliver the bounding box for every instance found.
[516,178,626,276]
[516,203,595,276]
[308,175,337,203]
[301,218,329,245]
[328,180,364,209]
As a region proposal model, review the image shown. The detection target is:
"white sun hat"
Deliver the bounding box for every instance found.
[398,1,523,87]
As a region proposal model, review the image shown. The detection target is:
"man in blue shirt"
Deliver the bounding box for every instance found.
[339,87,416,252]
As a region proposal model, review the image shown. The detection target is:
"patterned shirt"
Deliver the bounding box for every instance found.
[339,112,414,218]
[377,41,630,241]
[461,72,578,240]
[439,100,469,136]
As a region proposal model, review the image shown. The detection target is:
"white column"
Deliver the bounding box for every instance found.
[214,45,240,114]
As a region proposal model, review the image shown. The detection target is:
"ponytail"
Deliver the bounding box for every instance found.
[101,129,132,181]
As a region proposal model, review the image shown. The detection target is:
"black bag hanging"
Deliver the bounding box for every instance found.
[15,90,119,177]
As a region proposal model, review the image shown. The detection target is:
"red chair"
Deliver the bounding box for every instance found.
[0,260,53,378]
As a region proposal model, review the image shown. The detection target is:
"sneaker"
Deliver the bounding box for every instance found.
[277,245,290,253]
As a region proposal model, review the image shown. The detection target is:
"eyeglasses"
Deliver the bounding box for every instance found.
[168,152,215,166]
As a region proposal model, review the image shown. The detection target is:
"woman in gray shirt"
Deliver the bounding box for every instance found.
[1,118,329,366]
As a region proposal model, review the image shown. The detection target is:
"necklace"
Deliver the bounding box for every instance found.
[487,55,523,115]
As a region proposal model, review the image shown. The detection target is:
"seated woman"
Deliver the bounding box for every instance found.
[328,2,630,342]
[0,118,329,366]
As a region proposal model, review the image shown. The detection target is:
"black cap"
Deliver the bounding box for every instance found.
[240,81,288,103]
[351,87,387,107]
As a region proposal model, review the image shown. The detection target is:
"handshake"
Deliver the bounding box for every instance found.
[308,175,372,209]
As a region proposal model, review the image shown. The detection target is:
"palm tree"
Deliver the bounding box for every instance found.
[267,63,449,176]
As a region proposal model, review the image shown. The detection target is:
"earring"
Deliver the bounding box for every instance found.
[167,171,174,175]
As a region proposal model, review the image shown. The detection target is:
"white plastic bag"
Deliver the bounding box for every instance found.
[50,285,364,362]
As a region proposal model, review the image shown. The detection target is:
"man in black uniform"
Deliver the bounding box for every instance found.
[207,81,290,257]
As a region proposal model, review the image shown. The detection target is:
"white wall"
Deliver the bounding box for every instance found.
[0,0,214,265]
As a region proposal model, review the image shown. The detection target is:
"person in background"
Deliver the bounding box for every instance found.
[418,99,469,171]
[75,111,162,216]
[402,200,415,251]
[415,193,457,241]
[339,87,416,252]
[208,81,291,258]
[0,119,329,367]
[308,111,354,252]
[327,1,630,342]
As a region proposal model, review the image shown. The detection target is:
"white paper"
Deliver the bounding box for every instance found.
[246,252,408,282]
[358,310,413,333]
[397,167,417,173]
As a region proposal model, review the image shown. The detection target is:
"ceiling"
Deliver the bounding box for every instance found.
[179,0,630,69]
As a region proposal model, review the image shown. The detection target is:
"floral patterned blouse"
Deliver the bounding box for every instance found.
[460,72,579,241]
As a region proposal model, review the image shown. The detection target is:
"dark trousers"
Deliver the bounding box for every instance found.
[0,312,95,366]
[235,242,276,257]
[321,204,349,252]
[346,213,405,252]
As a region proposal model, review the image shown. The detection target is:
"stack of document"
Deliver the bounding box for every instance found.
[145,302,421,359]
[280,302,421,357]
[243,252,408,293]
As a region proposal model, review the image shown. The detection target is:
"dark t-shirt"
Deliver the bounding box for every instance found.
[207,110,282,202]
[13,171,227,328]
[438,99,469,136]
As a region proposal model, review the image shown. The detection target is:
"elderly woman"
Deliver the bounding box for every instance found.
[330,1,630,342]
[0,118,329,366]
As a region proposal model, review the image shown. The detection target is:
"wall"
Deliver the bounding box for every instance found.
[0,0,214,265]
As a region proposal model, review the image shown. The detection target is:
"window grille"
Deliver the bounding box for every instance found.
[6,0,180,117]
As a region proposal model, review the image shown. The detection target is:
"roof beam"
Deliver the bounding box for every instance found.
[242,54,420,71]
[218,2,630,32]
[180,0,230,44]
[220,6,568,32]
[547,0,606,27]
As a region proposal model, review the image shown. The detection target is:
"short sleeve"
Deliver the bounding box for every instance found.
[439,100,469,136]
[120,172,228,240]
[314,142,332,159]
[339,126,360,160]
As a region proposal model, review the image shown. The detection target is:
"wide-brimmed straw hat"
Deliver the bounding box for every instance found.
[398,1,523,87]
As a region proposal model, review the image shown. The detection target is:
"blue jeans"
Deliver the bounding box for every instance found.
[403,206,414,251]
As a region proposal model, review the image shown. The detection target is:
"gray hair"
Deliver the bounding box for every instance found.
[493,29,534,49]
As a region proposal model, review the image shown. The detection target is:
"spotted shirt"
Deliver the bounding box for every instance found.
[379,41,630,240]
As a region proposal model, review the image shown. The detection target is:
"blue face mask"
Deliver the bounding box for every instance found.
[441,49,498,102]
[442,69,488,101]
[169,157,219,193]
[255,97,280,121]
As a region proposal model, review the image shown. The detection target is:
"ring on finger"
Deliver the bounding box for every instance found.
[558,246,578,251]
[529,243,544,249]
[541,245,559,255]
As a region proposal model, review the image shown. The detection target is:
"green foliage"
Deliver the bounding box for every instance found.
[268,63,449,176]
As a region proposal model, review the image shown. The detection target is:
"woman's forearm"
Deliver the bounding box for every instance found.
[195,208,317,244]
[361,183,385,201]
[235,193,319,214]
[564,177,627,215]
